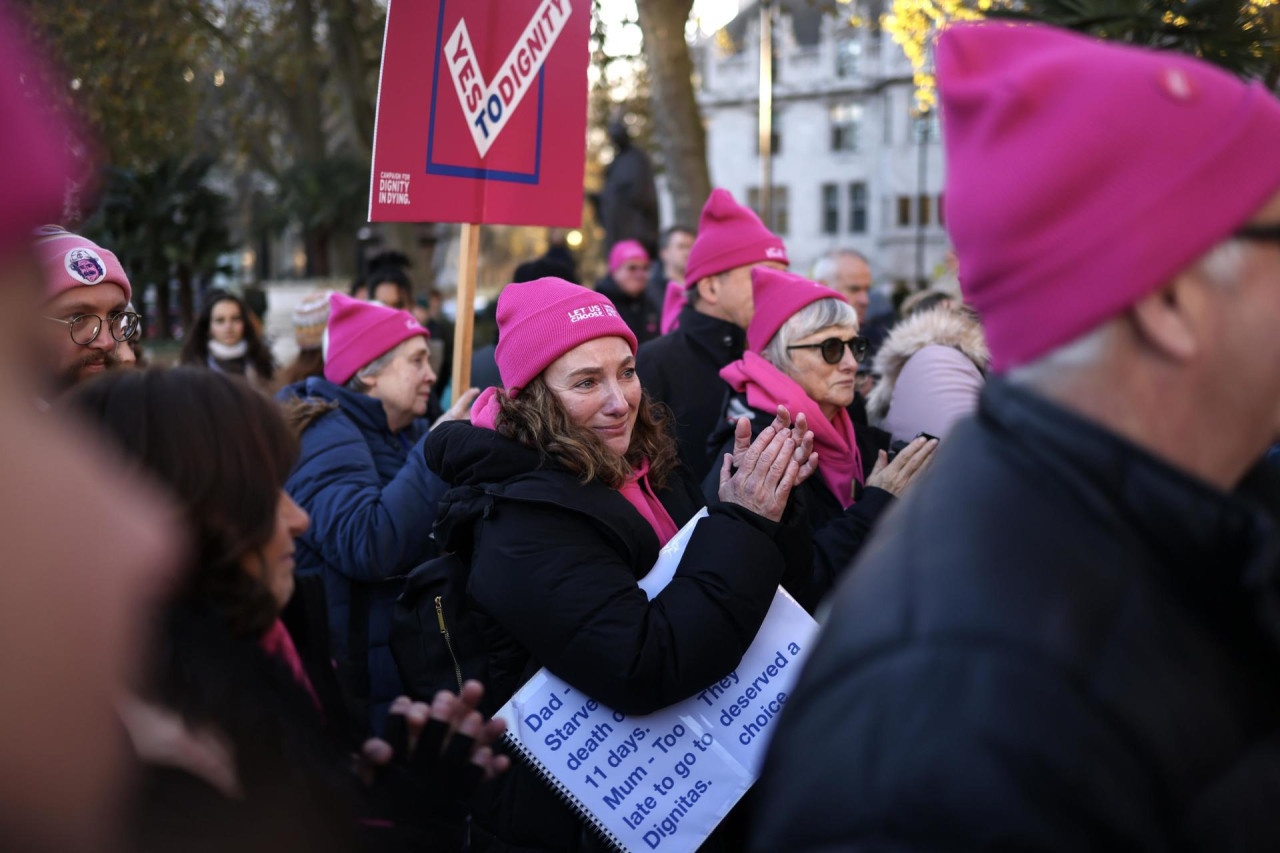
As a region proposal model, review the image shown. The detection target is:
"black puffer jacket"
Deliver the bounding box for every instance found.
[424,421,804,852]
[635,306,745,483]
[753,379,1280,851]
[703,394,894,612]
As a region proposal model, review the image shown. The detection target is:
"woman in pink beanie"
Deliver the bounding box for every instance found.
[423,276,816,851]
[707,267,937,610]
[277,293,477,730]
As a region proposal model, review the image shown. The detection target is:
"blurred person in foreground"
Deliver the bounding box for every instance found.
[0,5,179,850]
[754,22,1280,850]
[705,268,935,612]
[33,226,140,397]
[71,368,508,852]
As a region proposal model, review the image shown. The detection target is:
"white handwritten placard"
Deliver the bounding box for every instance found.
[495,511,818,853]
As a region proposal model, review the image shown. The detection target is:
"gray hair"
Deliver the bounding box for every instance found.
[834,248,870,265]
[761,297,859,375]
[811,255,837,286]
[344,343,402,393]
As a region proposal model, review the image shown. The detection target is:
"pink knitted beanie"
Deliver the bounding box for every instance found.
[747,266,848,353]
[609,240,649,273]
[684,189,788,288]
[33,228,132,304]
[494,277,638,393]
[323,293,427,384]
[939,22,1280,372]
[0,8,87,251]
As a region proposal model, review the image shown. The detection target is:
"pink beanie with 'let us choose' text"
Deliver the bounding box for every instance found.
[494,277,637,393]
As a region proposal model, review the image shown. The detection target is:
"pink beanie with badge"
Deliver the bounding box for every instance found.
[683,189,788,288]
[32,228,131,304]
[323,292,427,384]
[609,240,649,273]
[939,22,1280,372]
[746,266,848,353]
[494,277,638,393]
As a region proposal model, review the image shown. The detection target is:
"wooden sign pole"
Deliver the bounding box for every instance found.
[450,222,480,398]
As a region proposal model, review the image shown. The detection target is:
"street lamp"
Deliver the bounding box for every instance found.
[759,0,774,228]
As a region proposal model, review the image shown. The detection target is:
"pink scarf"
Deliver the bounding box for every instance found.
[660,281,686,334]
[470,388,678,545]
[617,458,680,547]
[720,351,863,508]
[259,619,322,713]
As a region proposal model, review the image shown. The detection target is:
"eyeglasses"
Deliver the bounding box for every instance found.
[1236,223,1280,245]
[786,335,869,365]
[44,311,142,346]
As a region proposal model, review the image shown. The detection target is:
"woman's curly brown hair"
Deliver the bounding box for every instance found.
[495,376,680,491]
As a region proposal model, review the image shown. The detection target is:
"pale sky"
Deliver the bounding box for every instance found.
[598,0,743,56]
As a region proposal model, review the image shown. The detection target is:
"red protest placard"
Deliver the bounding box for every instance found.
[369,0,590,227]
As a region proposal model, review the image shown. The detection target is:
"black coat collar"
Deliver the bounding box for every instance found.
[980,379,1280,598]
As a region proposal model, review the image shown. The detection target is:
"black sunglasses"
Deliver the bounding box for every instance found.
[786,335,869,365]
[1236,223,1280,245]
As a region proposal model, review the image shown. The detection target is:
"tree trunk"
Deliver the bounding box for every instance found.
[324,0,379,155]
[311,228,333,277]
[635,0,710,227]
[177,267,195,333]
[153,263,172,341]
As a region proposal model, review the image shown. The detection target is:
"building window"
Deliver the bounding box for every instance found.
[748,186,790,235]
[910,109,941,144]
[835,34,862,78]
[938,192,946,226]
[830,103,863,152]
[755,110,782,157]
[821,184,839,235]
[896,195,912,227]
[918,195,932,226]
[848,182,868,233]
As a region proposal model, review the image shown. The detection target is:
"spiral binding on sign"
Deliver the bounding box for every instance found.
[500,731,626,853]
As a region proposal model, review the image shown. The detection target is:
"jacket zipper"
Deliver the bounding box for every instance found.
[434,595,464,693]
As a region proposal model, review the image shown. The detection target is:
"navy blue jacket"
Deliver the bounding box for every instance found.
[280,377,447,732]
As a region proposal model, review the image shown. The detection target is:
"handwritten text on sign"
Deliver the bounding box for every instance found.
[444,0,573,157]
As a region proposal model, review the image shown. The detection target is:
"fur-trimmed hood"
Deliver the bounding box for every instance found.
[867,307,989,424]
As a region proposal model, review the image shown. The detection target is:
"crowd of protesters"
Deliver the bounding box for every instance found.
[10,3,1280,851]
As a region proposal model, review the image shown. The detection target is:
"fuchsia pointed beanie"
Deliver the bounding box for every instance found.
[0,7,88,252]
[33,227,131,304]
[323,292,427,384]
[609,240,649,273]
[747,266,848,353]
[683,189,788,288]
[494,277,637,393]
[939,22,1280,373]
